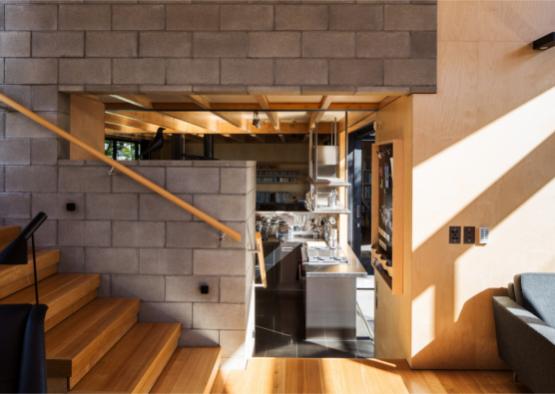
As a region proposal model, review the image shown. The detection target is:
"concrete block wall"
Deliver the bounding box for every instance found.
[0,1,437,94]
[0,158,257,367]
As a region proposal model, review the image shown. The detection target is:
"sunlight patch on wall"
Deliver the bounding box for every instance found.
[411,285,435,355]
[454,178,555,319]
[413,87,555,250]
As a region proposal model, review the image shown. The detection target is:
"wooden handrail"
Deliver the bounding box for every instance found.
[0,93,242,242]
[255,232,267,288]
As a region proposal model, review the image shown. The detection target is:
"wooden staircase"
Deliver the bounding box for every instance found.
[0,225,222,393]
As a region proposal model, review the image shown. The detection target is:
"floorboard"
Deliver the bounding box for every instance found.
[211,358,526,394]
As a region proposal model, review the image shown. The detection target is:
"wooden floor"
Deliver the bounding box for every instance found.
[211,358,526,394]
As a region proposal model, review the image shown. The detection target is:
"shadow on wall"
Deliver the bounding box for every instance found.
[411,124,555,368]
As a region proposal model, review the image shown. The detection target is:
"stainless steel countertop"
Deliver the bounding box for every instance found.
[303,243,368,278]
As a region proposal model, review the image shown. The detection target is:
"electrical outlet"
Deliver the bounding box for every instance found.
[449,226,461,244]
[463,226,476,244]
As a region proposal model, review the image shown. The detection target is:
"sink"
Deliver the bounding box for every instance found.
[303,242,348,265]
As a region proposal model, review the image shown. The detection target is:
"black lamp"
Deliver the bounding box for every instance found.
[141,127,165,159]
[0,212,48,304]
[532,32,555,51]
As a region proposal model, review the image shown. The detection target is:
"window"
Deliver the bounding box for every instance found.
[104,138,140,160]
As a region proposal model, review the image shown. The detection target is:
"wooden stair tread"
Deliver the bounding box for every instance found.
[0,249,60,299]
[0,273,100,331]
[46,298,140,388]
[151,347,222,394]
[72,323,181,393]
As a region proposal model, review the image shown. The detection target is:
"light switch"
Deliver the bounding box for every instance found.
[478,227,489,245]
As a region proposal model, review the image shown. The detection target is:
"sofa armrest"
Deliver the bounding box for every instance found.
[493,296,555,393]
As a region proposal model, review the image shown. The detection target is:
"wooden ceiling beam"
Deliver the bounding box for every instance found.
[114,111,206,134]
[104,102,380,112]
[309,95,334,130]
[109,94,153,109]
[188,95,245,130]
[254,95,280,131]
[105,112,169,133]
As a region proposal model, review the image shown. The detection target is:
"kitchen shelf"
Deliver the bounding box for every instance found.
[312,207,351,214]
[309,176,350,187]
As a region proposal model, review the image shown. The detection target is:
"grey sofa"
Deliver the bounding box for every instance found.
[493,273,555,393]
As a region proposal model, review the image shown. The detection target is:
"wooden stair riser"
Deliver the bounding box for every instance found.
[0,250,59,299]
[69,304,139,388]
[0,274,100,332]
[151,348,222,394]
[46,298,140,390]
[72,323,181,393]
[0,226,20,250]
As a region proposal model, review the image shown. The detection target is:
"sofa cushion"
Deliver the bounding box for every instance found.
[520,273,555,327]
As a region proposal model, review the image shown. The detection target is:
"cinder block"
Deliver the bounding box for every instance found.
[220,277,246,303]
[221,59,273,85]
[357,32,410,58]
[193,303,245,330]
[166,167,219,193]
[32,192,84,219]
[98,274,111,297]
[31,86,68,113]
[193,249,246,276]
[384,4,437,31]
[86,32,137,58]
[5,166,57,192]
[303,32,356,58]
[5,5,57,31]
[139,194,192,221]
[193,195,246,222]
[220,5,273,31]
[58,246,85,273]
[5,112,59,139]
[112,221,165,248]
[32,32,84,57]
[166,222,219,249]
[0,168,4,193]
[140,302,192,328]
[139,248,193,275]
[140,32,191,58]
[112,5,164,31]
[193,33,248,58]
[275,5,328,31]
[248,32,301,58]
[166,59,219,85]
[59,166,110,192]
[384,58,436,86]
[166,276,219,303]
[275,59,327,86]
[411,31,437,58]
[0,192,30,219]
[220,221,250,250]
[59,5,110,31]
[0,139,30,165]
[220,168,253,194]
[59,59,111,85]
[5,59,57,84]
[112,274,165,302]
[180,329,219,347]
[329,5,383,31]
[220,330,245,358]
[329,59,384,85]
[166,5,219,31]
[58,220,111,247]
[31,139,59,164]
[0,85,32,108]
[86,193,138,220]
[0,6,4,31]
[0,32,31,57]
[113,59,165,85]
[85,247,139,274]
[112,166,165,193]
